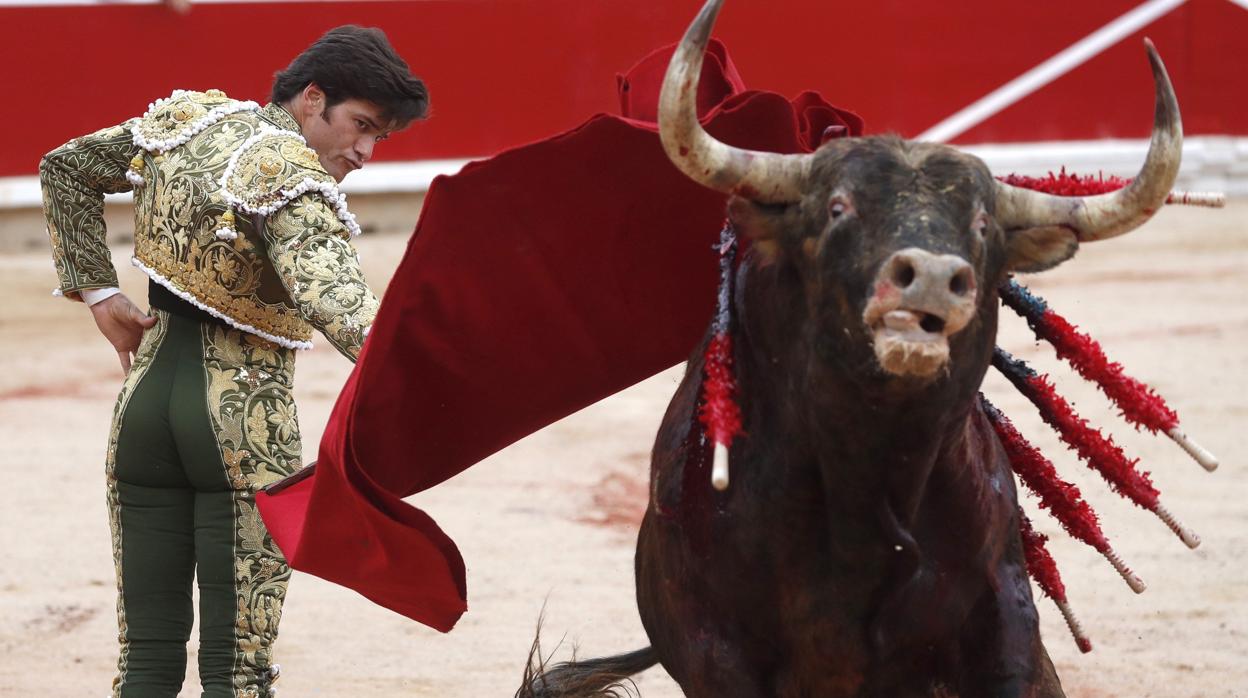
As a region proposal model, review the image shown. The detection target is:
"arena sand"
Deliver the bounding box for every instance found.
[1,199,1244,696]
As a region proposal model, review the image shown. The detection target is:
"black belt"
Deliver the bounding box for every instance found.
[148,279,227,327]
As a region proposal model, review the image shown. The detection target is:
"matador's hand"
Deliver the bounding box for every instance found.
[89,294,158,373]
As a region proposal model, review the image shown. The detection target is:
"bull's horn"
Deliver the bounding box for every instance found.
[659,0,810,203]
[994,39,1182,242]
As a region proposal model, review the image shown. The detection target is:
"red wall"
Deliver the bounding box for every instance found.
[5,0,1246,177]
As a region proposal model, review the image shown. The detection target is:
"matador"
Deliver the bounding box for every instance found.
[40,26,428,697]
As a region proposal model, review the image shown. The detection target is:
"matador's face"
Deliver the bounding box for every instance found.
[302,96,394,182]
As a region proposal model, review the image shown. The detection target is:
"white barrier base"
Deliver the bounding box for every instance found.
[0,158,473,209]
[4,137,1247,209]
[963,136,1248,197]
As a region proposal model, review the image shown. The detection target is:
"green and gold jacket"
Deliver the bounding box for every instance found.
[40,89,379,358]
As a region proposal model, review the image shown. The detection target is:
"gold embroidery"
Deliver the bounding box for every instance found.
[41,120,136,294]
[223,448,252,490]
[222,133,336,216]
[126,107,321,345]
[199,323,293,694]
[46,90,372,352]
[278,138,324,171]
[133,235,314,344]
[200,323,300,489]
[130,90,236,149]
[265,201,377,359]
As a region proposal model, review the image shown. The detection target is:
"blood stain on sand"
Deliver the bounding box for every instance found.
[0,373,117,401]
[577,470,648,533]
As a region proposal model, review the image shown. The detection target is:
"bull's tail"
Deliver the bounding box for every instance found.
[515,617,658,698]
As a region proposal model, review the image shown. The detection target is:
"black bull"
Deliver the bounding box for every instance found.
[518,0,1185,695]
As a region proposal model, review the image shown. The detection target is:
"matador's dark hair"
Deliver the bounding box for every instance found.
[271,25,429,127]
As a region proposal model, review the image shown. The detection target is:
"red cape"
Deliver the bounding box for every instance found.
[256,41,862,632]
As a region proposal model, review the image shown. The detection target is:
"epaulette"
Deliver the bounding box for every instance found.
[219,125,361,237]
[131,89,260,154]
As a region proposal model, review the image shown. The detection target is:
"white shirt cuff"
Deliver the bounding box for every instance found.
[81,287,121,306]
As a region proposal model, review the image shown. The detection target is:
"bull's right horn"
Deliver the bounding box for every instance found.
[659,0,810,204]
[994,39,1182,242]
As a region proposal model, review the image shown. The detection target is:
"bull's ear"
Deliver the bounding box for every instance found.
[728,196,790,261]
[1004,225,1079,273]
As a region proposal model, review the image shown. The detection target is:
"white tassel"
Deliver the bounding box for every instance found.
[711,442,730,491]
[125,170,145,187]
[1101,548,1146,594]
[1166,426,1219,472]
[1053,597,1093,654]
[1166,190,1225,208]
[215,228,238,241]
[1152,502,1201,550]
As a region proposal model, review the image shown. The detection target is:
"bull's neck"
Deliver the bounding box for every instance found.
[734,261,982,528]
[812,383,975,524]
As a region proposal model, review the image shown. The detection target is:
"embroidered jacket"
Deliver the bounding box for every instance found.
[40,89,379,357]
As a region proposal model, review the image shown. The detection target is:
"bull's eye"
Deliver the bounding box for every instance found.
[971,209,989,238]
[828,195,853,221]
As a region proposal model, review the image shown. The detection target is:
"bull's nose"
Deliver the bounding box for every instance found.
[877,248,977,333]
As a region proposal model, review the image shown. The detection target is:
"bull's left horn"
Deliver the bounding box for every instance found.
[659,0,810,203]
[994,39,1181,242]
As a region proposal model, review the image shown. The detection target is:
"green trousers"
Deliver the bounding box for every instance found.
[105,310,302,698]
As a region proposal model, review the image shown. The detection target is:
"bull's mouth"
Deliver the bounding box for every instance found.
[869,309,951,378]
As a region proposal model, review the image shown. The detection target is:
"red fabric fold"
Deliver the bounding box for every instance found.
[257,40,861,632]
[617,39,746,121]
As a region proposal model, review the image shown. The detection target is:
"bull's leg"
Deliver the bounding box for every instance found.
[635,515,774,698]
[651,623,774,698]
[956,539,1065,698]
[1031,643,1065,698]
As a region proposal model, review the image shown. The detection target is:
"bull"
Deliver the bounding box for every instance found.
[518,0,1184,695]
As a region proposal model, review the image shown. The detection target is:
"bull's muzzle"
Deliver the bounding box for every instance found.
[862,248,978,378]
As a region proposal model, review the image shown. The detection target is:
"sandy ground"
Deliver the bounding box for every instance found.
[1,197,1245,697]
